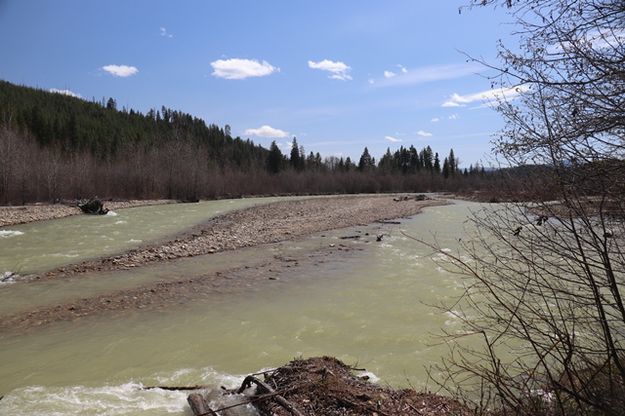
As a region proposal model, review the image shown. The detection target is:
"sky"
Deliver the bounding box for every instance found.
[0,0,517,166]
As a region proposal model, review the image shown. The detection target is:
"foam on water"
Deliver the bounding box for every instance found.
[0,366,261,416]
[0,271,17,286]
[0,230,24,238]
[356,371,381,384]
[444,310,462,326]
[106,211,118,217]
[152,366,247,389]
[0,383,188,416]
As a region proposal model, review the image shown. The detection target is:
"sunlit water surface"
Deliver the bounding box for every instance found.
[0,200,483,416]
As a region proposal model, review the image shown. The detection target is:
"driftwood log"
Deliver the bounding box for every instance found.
[237,375,304,416]
[144,384,209,391]
[77,198,109,215]
[187,393,218,416]
[376,220,401,225]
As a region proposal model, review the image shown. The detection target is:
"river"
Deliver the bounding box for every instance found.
[0,198,483,415]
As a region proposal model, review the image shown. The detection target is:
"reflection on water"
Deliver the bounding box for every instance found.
[0,200,483,416]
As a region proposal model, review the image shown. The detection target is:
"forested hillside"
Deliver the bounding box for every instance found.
[0,80,266,167]
[0,80,494,204]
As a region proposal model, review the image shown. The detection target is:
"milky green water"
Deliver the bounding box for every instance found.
[0,200,482,416]
[0,197,289,275]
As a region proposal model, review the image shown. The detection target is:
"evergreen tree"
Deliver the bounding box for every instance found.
[345,156,354,171]
[379,148,394,173]
[442,158,450,179]
[434,152,441,174]
[337,157,345,172]
[290,137,301,170]
[358,147,373,171]
[106,97,117,110]
[448,149,457,175]
[298,145,305,170]
[266,141,284,174]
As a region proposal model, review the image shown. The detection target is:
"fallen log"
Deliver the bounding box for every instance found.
[237,375,304,416]
[187,393,218,416]
[339,235,360,240]
[376,220,401,225]
[144,384,209,391]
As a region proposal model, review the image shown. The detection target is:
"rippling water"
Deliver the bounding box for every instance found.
[0,199,483,415]
[0,197,289,275]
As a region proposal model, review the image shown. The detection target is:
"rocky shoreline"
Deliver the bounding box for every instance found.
[39,195,445,280]
[1,195,445,332]
[0,199,174,227]
[0,234,366,332]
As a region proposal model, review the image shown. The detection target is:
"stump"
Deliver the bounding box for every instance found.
[77,198,109,215]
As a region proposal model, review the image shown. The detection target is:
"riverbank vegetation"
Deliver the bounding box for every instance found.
[432,1,625,415]
[0,80,495,204]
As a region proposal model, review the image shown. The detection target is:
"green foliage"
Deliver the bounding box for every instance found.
[289,137,304,171]
[0,80,488,201]
[267,141,284,174]
[0,80,267,167]
[358,147,374,172]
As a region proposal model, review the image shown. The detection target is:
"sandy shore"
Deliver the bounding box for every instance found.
[0,199,174,227]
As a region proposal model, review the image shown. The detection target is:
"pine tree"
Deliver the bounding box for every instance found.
[345,157,354,171]
[266,141,283,174]
[448,149,456,175]
[290,137,301,170]
[358,147,373,172]
[442,158,450,179]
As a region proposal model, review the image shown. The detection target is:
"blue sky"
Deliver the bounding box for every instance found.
[0,1,516,166]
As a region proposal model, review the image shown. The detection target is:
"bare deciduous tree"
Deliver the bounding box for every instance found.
[431,1,625,414]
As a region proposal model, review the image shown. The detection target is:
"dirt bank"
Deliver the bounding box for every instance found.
[0,199,173,227]
[39,195,445,280]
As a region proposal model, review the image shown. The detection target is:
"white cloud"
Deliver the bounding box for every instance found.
[102,64,139,77]
[384,135,402,142]
[442,85,529,107]
[244,125,289,138]
[430,117,440,123]
[448,114,459,120]
[49,88,81,98]
[211,58,278,80]
[374,63,483,87]
[308,59,352,81]
[368,78,375,85]
[417,130,433,137]
[160,27,173,38]
[383,65,407,79]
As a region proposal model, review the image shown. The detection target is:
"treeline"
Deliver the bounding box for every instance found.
[266,137,487,178]
[0,80,267,167]
[0,80,495,204]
